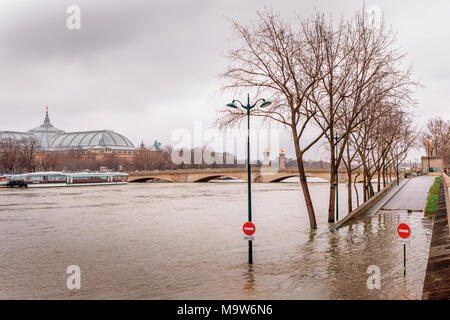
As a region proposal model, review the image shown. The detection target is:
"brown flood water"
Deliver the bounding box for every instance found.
[0,180,432,299]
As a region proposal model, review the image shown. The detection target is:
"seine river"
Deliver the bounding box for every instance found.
[0,179,432,299]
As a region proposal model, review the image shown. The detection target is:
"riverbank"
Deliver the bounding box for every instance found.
[425,177,441,215]
[422,175,450,299]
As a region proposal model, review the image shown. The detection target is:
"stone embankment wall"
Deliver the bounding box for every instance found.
[330,178,405,231]
[422,174,450,300]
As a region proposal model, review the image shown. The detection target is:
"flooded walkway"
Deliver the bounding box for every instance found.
[381,176,434,212]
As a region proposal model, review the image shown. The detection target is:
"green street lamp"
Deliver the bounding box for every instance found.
[397,158,400,185]
[426,137,431,172]
[227,94,271,265]
[394,146,400,186]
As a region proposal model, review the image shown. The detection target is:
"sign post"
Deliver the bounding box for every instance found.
[397,223,411,277]
[243,222,256,261]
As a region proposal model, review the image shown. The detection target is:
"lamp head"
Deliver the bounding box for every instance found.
[260,100,272,108]
[226,103,238,109]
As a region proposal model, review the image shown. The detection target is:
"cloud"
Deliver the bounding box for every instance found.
[0,0,448,160]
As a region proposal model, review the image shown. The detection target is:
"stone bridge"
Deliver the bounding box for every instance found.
[127,168,357,183]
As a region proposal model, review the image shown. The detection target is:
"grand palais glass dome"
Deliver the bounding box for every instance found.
[0,131,38,143]
[0,107,136,152]
[48,131,135,151]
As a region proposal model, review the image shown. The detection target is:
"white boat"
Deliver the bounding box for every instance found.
[0,174,12,187]
[5,172,128,188]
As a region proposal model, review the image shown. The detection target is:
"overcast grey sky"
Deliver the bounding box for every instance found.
[1,0,449,161]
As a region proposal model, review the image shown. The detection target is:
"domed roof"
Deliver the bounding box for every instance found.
[0,131,38,143]
[28,107,64,148]
[48,130,135,150]
[28,107,64,133]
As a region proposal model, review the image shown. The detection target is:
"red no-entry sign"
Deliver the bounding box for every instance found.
[397,223,411,239]
[243,222,256,236]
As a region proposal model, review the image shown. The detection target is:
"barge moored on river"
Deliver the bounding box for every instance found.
[0,174,12,187]
[5,172,128,188]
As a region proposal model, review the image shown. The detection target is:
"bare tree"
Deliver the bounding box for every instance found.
[219,10,336,229]
[19,138,37,172]
[219,7,419,227]
[421,117,450,165]
[0,137,38,173]
[309,8,418,222]
[0,140,19,173]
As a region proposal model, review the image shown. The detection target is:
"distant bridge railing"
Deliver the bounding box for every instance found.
[127,167,351,175]
[126,167,358,183]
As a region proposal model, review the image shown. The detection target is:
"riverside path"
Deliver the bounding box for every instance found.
[380,175,435,212]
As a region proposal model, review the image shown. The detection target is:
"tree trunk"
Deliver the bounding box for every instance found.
[353,172,360,207]
[347,169,352,214]
[346,143,352,214]
[363,166,368,202]
[377,169,381,192]
[293,136,317,229]
[328,141,336,223]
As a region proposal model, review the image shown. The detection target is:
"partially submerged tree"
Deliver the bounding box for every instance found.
[219,7,419,228]
[219,10,333,229]
[309,8,418,221]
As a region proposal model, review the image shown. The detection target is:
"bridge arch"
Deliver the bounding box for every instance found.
[267,174,332,182]
[193,175,244,183]
[269,175,299,182]
[129,176,173,183]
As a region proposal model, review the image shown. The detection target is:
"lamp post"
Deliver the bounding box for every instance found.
[227,94,271,264]
[426,138,431,172]
[394,146,400,186]
[396,158,399,185]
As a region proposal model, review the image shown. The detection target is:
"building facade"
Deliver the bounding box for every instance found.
[0,108,137,161]
[421,156,445,172]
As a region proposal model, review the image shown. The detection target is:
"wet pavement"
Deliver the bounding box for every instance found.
[382,176,434,212]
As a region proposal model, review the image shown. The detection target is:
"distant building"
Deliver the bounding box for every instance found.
[421,156,444,172]
[0,107,137,160]
[28,107,65,148]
